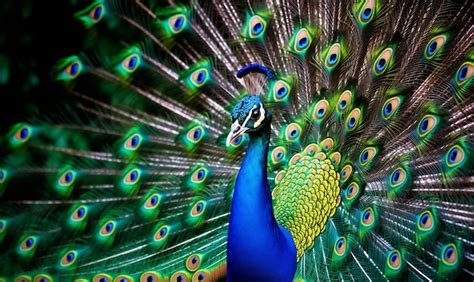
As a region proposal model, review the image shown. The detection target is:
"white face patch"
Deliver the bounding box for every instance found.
[241,105,257,129]
[253,103,265,128]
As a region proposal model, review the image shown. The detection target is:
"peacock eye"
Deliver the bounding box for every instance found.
[100,221,116,236]
[250,108,260,119]
[192,270,209,282]
[387,250,402,270]
[334,237,347,256]
[122,54,140,73]
[293,28,312,52]
[326,43,341,67]
[248,15,267,38]
[154,225,169,242]
[455,62,473,86]
[373,47,394,76]
[89,4,104,22]
[168,14,187,34]
[140,272,162,282]
[61,250,77,267]
[186,254,202,272]
[191,201,206,217]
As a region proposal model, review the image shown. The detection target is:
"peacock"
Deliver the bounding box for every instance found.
[0,0,473,281]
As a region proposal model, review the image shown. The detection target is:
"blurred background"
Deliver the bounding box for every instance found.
[0,1,84,133]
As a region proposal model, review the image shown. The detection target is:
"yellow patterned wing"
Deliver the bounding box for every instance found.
[273,152,341,259]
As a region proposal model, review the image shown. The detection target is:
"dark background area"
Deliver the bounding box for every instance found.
[0,1,85,134]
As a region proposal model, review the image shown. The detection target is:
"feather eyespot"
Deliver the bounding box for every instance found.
[359,147,377,167]
[382,97,401,120]
[229,134,243,147]
[0,219,5,233]
[337,90,353,112]
[417,114,438,137]
[340,164,353,183]
[60,250,77,267]
[99,221,115,236]
[122,54,140,73]
[346,108,361,131]
[388,167,407,188]
[274,170,285,184]
[320,138,334,153]
[361,7,373,21]
[154,225,169,241]
[191,201,206,217]
[186,254,201,272]
[0,169,7,184]
[186,125,205,144]
[65,61,81,78]
[441,244,458,266]
[294,28,312,52]
[56,56,82,80]
[373,48,393,76]
[71,205,87,221]
[192,270,210,282]
[334,237,347,256]
[114,275,133,282]
[59,170,76,186]
[93,274,113,282]
[248,15,267,38]
[345,182,359,200]
[14,125,31,143]
[190,68,209,88]
[387,250,401,270]
[145,194,160,209]
[33,275,53,282]
[15,275,32,282]
[312,100,330,121]
[445,145,465,168]
[124,133,142,151]
[140,272,162,282]
[271,146,286,164]
[20,236,36,251]
[358,0,376,24]
[304,144,320,156]
[169,14,187,34]
[285,123,302,142]
[361,207,374,226]
[325,43,341,68]
[123,168,141,185]
[329,152,341,166]
[272,80,291,102]
[191,167,208,183]
[417,210,433,231]
[88,4,104,23]
[171,272,190,282]
[425,34,447,59]
[455,62,473,86]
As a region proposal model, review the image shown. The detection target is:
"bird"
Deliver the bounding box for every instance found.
[0,0,473,281]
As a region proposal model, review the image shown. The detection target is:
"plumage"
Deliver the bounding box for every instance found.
[0,0,473,281]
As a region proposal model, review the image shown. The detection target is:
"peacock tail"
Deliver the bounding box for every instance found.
[1,0,473,281]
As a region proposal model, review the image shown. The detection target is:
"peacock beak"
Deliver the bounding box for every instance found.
[226,120,249,147]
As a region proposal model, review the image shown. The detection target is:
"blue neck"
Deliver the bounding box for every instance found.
[232,127,275,231]
[227,125,296,281]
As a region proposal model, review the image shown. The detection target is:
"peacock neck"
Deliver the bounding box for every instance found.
[232,124,276,230]
[227,123,297,281]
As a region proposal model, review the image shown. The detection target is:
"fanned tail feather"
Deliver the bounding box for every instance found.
[1,0,473,281]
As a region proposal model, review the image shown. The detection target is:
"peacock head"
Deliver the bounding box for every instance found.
[226,95,272,146]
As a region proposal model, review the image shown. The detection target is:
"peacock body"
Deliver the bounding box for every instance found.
[0,0,473,281]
